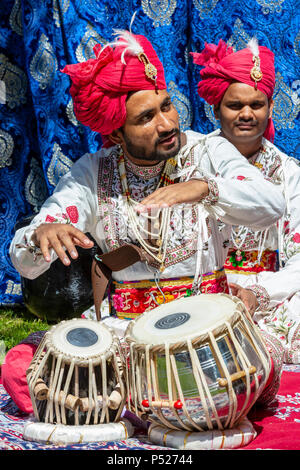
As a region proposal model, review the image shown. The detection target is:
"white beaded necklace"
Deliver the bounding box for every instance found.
[117,148,177,272]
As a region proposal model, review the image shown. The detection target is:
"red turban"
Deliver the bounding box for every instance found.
[191,39,275,142]
[61,32,166,147]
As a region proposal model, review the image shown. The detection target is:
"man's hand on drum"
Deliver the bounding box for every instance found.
[229,283,259,315]
[136,180,209,212]
[32,223,94,265]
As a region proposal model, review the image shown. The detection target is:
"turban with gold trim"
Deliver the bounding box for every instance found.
[191,39,275,142]
[62,31,166,147]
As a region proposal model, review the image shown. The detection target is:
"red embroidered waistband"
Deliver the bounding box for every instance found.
[225,249,277,274]
[110,268,229,320]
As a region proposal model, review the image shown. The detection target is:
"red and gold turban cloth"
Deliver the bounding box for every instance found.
[191,39,276,142]
[62,30,167,147]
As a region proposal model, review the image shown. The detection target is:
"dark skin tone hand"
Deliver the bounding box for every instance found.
[32,223,94,265]
[32,180,208,264]
[136,179,209,212]
[229,282,259,315]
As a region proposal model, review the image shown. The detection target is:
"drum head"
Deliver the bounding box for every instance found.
[49,318,114,359]
[128,294,236,345]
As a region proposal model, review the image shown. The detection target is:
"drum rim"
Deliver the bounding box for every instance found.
[126,310,244,353]
[125,294,257,353]
[43,318,119,365]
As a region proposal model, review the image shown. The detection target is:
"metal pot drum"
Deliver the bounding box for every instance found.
[125,293,271,432]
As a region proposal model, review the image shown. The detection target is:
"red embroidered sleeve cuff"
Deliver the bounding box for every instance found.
[200,178,219,205]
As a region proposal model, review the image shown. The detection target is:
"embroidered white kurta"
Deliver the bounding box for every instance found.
[225,137,300,364]
[10,131,285,289]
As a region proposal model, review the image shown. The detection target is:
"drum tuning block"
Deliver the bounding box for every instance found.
[142,399,183,410]
[33,378,80,411]
[79,386,123,412]
[217,366,257,387]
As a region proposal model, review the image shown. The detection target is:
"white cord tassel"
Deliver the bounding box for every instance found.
[277,157,290,268]
[257,228,269,264]
[277,217,284,268]
[192,206,209,293]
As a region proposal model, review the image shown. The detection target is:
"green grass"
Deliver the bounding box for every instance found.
[0,307,50,362]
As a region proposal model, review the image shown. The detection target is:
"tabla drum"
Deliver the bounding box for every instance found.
[26,318,127,426]
[125,293,271,432]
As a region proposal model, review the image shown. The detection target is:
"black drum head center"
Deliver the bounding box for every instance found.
[154,312,190,330]
[66,327,98,347]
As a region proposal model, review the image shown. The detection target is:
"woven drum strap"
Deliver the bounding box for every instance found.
[91,244,154,321]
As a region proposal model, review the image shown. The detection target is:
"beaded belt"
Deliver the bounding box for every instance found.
[110,268,229,320]
[225,249,277,275]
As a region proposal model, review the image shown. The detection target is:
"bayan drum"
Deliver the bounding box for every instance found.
[26,318,127,426]
[15,217,97,323]
[125,293,271,432]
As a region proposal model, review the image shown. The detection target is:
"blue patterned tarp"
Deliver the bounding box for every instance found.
[1,364,300,450]
[0,383,171,450]
[0,0,299,306]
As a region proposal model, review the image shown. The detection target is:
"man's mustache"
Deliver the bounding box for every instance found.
[234,119,257,126]
[156,128,180,145]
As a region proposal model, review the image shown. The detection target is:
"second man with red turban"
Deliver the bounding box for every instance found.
[192,38,300,366]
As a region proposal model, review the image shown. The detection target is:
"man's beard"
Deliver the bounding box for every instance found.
[122,128,181,162]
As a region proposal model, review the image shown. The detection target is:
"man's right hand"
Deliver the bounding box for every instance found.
[229,282,259,315]
[32,223,94,265]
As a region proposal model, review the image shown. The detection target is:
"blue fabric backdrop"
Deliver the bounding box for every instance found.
[0,0,299,306]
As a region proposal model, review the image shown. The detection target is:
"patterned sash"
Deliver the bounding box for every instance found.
[110,268,229,320]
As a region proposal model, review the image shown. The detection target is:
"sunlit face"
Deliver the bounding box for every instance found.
[215,82,273,147]
[111,89,181,163]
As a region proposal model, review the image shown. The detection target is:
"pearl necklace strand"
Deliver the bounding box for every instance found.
[118,149,177,272]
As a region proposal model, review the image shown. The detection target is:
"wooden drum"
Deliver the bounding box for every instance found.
[27,318,127,426]
[125,293,271,432]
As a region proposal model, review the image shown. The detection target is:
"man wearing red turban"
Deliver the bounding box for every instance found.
[61,31,168,147]
[6,31,285,419]
[191,38,275,143]
[192,39,300,366]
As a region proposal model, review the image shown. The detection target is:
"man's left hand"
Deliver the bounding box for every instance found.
[136,180,209,211]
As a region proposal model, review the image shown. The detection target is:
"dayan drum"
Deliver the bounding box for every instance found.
[26,318,127,426]
[125,293,271,432]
